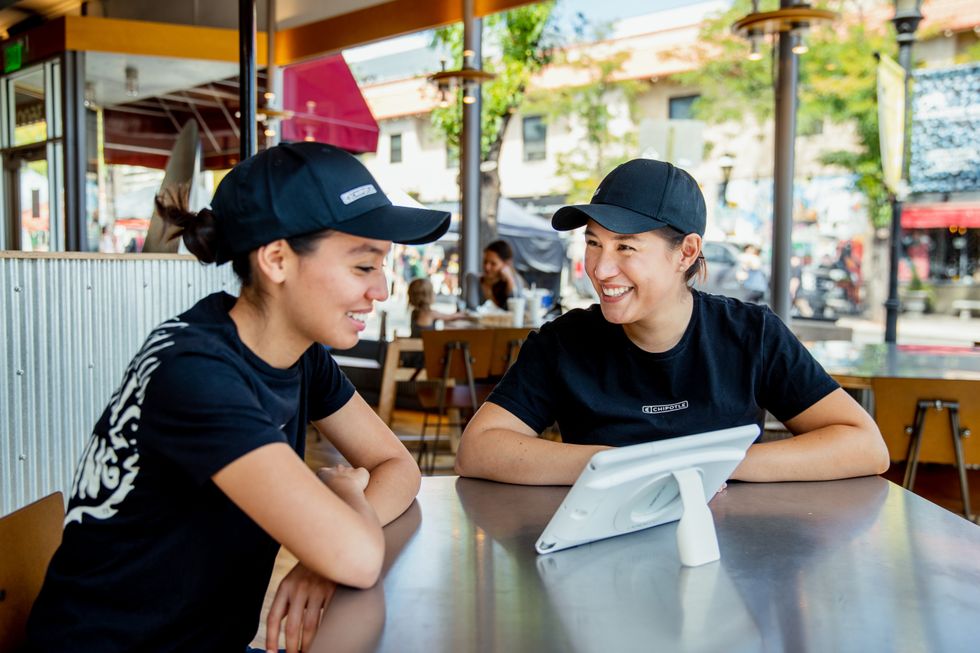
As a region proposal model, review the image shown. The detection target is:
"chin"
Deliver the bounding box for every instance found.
[322,330,359,350]
[599,304,628,325]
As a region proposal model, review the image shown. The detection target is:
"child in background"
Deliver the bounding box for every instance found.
[407,278,467,337]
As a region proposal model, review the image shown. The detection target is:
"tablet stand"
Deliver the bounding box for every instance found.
[672,468,721,567]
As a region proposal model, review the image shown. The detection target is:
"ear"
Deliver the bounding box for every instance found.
[678,234,702,269]
[253,239,292,285]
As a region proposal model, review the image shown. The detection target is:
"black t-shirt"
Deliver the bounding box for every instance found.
[488,290,838,446]
[27,292,355,653]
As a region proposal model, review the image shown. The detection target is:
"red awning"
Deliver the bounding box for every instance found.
[901,202,980,229]
[102,55,378,169]
[280,55,379,153]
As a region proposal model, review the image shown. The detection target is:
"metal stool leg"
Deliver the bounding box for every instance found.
[903,402,928,490]
[947,404,973,520]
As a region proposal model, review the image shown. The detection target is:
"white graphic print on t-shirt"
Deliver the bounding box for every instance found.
[65,319,187,525]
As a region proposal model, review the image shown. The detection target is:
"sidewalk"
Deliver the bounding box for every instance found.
[838,313,980,347]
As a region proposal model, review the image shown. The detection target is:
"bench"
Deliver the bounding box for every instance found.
[951,299,980,320]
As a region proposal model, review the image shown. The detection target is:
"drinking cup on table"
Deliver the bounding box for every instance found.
[507,297,526,327]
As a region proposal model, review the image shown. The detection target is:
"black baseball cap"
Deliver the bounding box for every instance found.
[552,159,706,237]
[210,142,451,264]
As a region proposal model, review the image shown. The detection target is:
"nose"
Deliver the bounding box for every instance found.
[368,271,389,302]
[590,249,619,281]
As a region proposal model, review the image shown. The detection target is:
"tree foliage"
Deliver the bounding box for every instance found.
[527,36,643,203]
[673,0,894,227]
[431,2,557,162]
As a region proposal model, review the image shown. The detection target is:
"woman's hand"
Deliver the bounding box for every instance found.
[316,465,370,493]
[266,562,337,653]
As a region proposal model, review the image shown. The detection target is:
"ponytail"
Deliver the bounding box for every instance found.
[154,186,219,264]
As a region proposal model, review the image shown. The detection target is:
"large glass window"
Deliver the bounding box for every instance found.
[3,62,61,251]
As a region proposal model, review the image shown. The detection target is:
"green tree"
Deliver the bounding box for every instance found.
[431,2,556,247]
[672,0,893,228]
[527,24,644,204]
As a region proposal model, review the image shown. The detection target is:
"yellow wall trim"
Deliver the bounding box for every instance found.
[63,16,268,63]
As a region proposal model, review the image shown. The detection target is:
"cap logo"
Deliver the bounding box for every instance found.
[340,184,377,205]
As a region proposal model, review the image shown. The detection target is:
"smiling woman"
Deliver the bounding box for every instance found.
[455,158,890,488]
[26,143,450,653]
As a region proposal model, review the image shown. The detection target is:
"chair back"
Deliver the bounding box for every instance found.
[871,377,979,464]
[0,492,64,652]
[421,329,495,384]
[488,328,534,377]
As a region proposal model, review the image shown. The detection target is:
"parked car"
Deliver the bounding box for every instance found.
[697,241,768,303]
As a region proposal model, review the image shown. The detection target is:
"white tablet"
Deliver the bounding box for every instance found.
[535,424,760,556]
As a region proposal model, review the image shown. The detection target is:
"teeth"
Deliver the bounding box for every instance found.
[602,286,633,297]
[346,312,369,322]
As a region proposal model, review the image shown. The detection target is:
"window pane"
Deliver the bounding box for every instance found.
[523,115,546,162]
[390,133,402,163]
[668,95,699,121]
[12,69,47,146]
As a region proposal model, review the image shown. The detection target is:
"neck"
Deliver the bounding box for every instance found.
[228,292,310,369]
[621,286,694,353]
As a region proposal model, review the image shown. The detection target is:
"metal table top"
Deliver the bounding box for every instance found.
[806,341,980,383]
[307,475,980,653]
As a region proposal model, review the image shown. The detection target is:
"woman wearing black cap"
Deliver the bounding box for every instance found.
[27,143,451,653]
[455,159,888,486]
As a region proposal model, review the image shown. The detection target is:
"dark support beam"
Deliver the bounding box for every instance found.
[238,0,257,160]
[460,0,483,309]
[62,51,87,251]
[771,0,798,323]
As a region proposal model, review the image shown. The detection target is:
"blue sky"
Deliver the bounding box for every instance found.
[561,0,702,24]
[345,0,719,64]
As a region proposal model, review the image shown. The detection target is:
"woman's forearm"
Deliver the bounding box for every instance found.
[731,424,890,482]
[455,428,608,485]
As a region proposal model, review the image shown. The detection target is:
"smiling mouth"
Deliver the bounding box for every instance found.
[346,311,370,324]
[601,286,634,298]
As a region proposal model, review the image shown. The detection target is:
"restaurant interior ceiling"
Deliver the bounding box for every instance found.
[0,0,541,59]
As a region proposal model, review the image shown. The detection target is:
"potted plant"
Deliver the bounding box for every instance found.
[903,264,932,316]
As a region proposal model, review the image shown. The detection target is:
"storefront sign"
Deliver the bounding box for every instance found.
[3,40,24,73]
[909,62,980,194]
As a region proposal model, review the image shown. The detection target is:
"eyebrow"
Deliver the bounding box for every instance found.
[584,229,640,242]
[347,244,389,256]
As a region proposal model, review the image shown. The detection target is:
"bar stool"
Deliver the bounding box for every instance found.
[416,330,494,475]
[871,378,976,521]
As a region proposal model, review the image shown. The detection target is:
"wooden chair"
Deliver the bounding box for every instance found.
[0,492,65,652]
[488,327,534,377]
[871,378,978,520]
[375,337,423,426]
[416,329,495,474]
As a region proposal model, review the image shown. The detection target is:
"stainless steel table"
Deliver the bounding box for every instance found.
[308,476,980,653]
[805,341,980,390]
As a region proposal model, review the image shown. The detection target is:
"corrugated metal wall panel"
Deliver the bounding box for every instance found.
[1,254,238,516]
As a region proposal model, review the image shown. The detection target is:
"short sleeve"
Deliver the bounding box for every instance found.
[138,352,291,484]
[757,309,840,422]
[486,328,558,433]
[307,345,356,421]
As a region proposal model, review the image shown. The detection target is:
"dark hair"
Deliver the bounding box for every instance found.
[155,186,331,286]
[484,239,514,262]
[655,226,707,284]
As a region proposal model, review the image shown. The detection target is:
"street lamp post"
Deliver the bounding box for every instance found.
[884,0,923,343]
